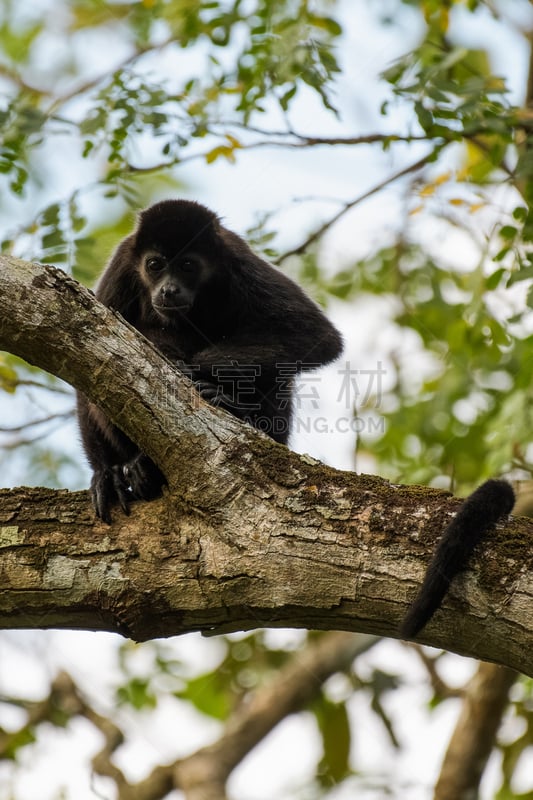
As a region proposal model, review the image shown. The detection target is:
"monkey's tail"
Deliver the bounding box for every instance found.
[400,479,515,639]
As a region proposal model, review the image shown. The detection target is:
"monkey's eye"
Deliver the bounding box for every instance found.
[146,256,166,273]
[180,259,194,272]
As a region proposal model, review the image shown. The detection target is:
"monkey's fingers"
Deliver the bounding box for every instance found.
[123,454,165,502]
[111,466,132,517]
[90,467,132,524]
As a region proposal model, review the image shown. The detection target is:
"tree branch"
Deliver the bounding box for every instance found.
[0,633,377,800]
[172,632,376,800]
[0,258,532,676]
[275,151,437,263]
[434,662,516,800]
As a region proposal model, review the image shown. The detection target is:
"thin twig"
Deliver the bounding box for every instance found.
[276,150,437,263]
[0,410,73,433]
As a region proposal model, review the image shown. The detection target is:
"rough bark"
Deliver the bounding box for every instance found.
[0,257,532,676]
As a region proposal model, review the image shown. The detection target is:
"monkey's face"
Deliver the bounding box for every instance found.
[139,250,213,321]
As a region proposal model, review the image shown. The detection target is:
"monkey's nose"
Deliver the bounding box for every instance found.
[160,285,181,305]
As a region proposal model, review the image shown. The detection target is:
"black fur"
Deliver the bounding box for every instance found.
[77,199,343,522]
[400,479,515,637]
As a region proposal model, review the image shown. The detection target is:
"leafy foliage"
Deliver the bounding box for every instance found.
[326,235,533,487]
[312,694,352,786]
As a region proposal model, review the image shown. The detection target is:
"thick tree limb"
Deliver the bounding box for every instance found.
[0,258,532,675]
[0,632,376,800]
[172,632,377,800]
[434,662,516,800]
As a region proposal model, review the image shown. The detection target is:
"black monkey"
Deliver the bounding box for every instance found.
[77,199,343,522]
[400,478,515,637]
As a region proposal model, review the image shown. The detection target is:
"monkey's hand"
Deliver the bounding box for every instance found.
[91,466,132,525]
[123,453,166,502]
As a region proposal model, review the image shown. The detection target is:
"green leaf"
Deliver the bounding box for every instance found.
[485,268,507,290]
[279,85,297,110]
[116,677,157,711]
[3,726,37,760]
[175,671,232,721]
[500,225,518,241]
[0,364,18,392]
[414,101,433,131]
[313,695,351,786]
[513,206,528,222]
[508,264,533,286]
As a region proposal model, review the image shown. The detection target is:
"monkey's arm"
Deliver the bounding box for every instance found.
[77,394,165,523]
[400,479,515,638]
[76,393,134,523]
[192,323,342,374]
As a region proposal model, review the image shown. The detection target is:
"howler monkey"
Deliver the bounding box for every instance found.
[400,478,515,637]
[77,199,343,522]
[78,200,511,634]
